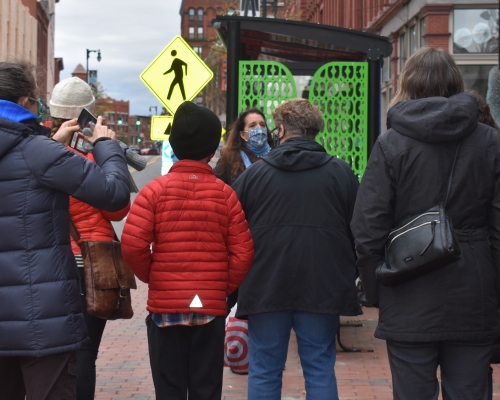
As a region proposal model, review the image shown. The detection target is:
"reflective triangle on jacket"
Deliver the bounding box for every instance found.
[190,295,203,308]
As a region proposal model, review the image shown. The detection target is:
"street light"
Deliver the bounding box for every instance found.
[149,106,158,116]
[86,49,101,82]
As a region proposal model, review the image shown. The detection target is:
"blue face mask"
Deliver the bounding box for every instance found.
[246,127,268,148]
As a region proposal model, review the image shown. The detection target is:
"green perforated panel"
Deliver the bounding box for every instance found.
[309,62,368,178]
[238,61,297,126]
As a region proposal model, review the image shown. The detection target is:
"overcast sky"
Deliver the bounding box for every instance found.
[55,0,182,116]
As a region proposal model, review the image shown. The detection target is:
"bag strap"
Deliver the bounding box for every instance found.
[69,219,82,242]
[443,141,462,208]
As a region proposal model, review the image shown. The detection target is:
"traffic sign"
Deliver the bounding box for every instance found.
[150,116,174,141]
[141,36,213,115]
[151,116,226,142]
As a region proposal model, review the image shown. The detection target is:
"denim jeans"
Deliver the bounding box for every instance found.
[247,311,339,400]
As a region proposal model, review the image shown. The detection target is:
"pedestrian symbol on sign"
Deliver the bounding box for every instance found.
[150,116,174,141]
[164,122,172,137]
[140,35,213,115]
[164,50,187,101]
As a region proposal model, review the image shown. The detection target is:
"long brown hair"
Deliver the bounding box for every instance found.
[218,108,272,181]
[390,47,464,108]
[468,90,500,131]
[50,117,68,137]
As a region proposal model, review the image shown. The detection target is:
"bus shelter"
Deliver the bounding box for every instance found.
[212,16,392,177]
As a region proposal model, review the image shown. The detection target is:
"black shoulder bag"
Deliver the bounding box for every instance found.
[376,142,462,286]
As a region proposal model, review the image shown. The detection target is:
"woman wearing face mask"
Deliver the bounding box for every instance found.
[214,108,272,186]
[214,109,272,375]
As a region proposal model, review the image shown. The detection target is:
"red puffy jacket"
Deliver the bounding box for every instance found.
[121,160,254,316]
[69,149,130,254]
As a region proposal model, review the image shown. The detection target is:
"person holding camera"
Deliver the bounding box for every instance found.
[0,61,130,400]
[49,77,131,400]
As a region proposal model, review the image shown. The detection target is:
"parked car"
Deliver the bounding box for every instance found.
[128,145,140,154]
[140,148,159,155]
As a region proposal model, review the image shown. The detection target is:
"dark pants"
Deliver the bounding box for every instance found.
[387,340,493,400]
[76,267,107,400]
[146,315,225,400]
[0,351,77,400]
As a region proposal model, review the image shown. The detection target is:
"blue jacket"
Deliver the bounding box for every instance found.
[0,105,130,356]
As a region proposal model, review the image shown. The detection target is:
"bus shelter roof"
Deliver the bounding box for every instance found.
[212,16,393,63]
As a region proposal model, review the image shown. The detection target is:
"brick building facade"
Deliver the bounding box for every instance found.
[179,0,231,60]
[128,115,152,148]
[179,0,288,119]
[0,0,61,107]
[286,0,498,128]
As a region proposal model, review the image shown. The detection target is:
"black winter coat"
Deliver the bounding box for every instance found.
[351,93,500,342]
[232,137,362,318]
[0,117,130,357]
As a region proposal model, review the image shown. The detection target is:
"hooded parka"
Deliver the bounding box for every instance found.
[0,112,130,357]
[232,136,362,319]
[351,93,500,342]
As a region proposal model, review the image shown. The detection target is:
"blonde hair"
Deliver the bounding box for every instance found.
[272,99,323,139]
[390,47,464,108]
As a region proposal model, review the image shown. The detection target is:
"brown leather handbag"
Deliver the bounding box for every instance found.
[70,221,137,320]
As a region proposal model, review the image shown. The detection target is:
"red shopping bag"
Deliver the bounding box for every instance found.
[224,317,249,373]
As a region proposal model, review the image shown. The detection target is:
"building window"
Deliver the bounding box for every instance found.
[409,25,418,55]
[453,8,499,54]
[189,26,195,39]
[399,32,407,71]
[382,58,390,82]
[197,8,204,22]
[193,46,202,57]
[197,27,204,39]
[458,65,492,99]
[420,18,426,47]
[189,8,195,21]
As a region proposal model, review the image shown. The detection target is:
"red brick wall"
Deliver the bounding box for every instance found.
[181,0,228,59]
[421,5,452,50]
[20,0,37,19]
[37,3,49,102]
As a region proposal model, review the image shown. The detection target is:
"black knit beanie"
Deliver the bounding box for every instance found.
[169,102,221,160]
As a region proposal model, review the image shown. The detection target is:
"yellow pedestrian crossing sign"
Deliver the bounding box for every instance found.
[151,116,226,142]
[141,36,213,115]
[150,116,174,141]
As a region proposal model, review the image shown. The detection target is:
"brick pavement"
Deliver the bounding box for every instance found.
[95,279,500,399]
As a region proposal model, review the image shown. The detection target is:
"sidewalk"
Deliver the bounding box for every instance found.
[95,280,500,399]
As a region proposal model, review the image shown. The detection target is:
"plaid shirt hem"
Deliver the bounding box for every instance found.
[151,312,216,328]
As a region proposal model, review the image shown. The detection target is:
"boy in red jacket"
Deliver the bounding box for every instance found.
[121,101,254,400]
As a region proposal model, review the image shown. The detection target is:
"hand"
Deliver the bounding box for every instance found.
[86,116,116,143]
[51,119,80,146]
